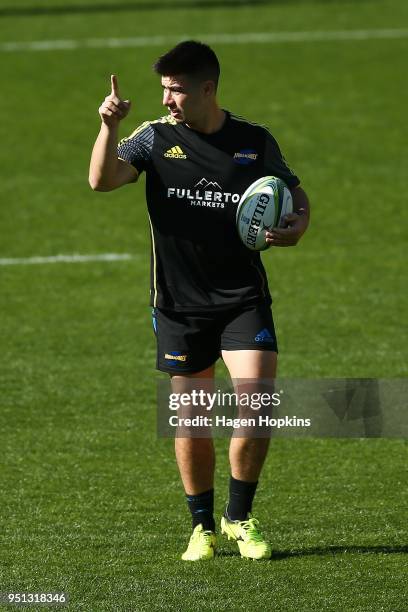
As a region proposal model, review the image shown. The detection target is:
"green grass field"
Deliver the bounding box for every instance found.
[1,0,407,610]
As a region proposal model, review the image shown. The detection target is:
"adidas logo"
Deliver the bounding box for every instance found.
[255,328,274,342]
[164,145,187,159]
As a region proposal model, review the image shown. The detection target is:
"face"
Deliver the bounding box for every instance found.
[161,74,212,125]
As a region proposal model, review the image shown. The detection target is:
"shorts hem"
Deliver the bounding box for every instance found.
[221,344,278,353]
[156,355,219,375]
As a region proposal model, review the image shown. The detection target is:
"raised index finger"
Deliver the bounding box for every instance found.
[110,74,120,97]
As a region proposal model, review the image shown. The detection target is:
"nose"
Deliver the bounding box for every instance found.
[163,88,173,107]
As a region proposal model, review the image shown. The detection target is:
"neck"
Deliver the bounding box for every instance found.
[186,106,226,134]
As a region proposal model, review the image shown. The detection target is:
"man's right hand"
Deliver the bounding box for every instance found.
[98,75,131,126]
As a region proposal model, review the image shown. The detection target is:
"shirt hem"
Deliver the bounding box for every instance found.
[151,295,272,314]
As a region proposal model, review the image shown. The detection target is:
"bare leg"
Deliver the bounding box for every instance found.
[175,438,215,495]
[172,365,215,495]
[221,350,277,481]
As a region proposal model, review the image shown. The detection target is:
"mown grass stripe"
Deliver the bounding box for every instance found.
[0,253,136,266]
[2,28,408,53]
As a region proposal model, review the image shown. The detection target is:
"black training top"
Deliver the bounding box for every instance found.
[117,111,300,312]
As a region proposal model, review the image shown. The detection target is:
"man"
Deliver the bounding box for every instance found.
[89,40,310,561]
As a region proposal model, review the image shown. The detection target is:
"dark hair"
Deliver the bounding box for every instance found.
[153,40,220,90]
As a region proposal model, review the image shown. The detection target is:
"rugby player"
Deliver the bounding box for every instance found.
[89,41,310,561]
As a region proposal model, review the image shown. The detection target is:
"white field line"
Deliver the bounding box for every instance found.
[0,253,136,266]
[1,28,408,52]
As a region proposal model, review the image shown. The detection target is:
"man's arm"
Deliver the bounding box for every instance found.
[265,185,310,247]
[89,75,138,191]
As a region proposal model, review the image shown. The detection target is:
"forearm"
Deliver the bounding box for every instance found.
[266,185,310,246]
[291,186,310,222]
[89,123,120,191]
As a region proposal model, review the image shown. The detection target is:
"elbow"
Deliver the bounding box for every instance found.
[89,178,100,191]
[88,176,113,192]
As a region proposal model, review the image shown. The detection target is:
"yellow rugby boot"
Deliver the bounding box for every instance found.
[181,524,217,561]
[221,513,271,560]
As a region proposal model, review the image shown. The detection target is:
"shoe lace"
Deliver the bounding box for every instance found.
[201,531,214,544]
[191,528,214,547]
[239,518,264,543]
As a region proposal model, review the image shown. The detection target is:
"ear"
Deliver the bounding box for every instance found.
[202,80,216,97]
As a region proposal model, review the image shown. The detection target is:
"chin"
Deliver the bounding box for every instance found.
[169,111,184,122]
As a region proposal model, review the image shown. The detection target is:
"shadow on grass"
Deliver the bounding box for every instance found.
[272,544,408,560]
[216,544,408,560]
[217,550,242,557]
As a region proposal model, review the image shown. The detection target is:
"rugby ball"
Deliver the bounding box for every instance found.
[236,176,293,251]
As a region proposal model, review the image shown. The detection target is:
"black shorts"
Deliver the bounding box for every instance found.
[152,301,278,374]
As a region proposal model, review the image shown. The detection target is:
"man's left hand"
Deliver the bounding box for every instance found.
[265,210,309,247]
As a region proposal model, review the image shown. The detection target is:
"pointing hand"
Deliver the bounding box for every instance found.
[98,74,131,126]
